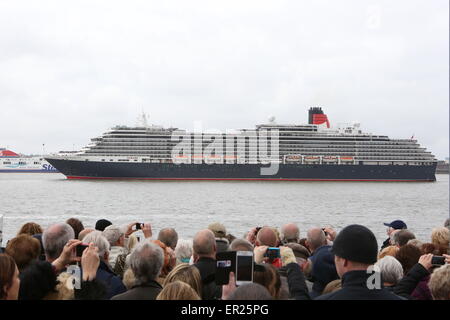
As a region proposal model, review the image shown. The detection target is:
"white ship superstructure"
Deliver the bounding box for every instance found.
[0,148,58,172]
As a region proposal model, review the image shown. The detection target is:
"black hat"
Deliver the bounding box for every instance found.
[331,225,378,265]
[383,220,407,230]
[95,219,112,231]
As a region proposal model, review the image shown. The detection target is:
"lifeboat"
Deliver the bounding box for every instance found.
[322,156,338,163]
[340,156,354,162]
[285,155,302,162]
[304,156,320,163]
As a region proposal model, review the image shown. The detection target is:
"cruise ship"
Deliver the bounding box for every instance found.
[0,148,58,172]
[45,108,437,181]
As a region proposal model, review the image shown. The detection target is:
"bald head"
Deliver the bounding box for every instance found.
[256,227,278,247]
[158,228,179,250]
[281,223,300,243]
[306,228,327,252]
[193,229,217,258]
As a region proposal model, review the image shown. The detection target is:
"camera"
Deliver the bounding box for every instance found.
[134,223,142,230]
[76,243,89,257]
[264,247,281,259]
[431,256,445,266]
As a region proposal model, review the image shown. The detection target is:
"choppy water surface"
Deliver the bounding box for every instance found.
[0,173,448,245]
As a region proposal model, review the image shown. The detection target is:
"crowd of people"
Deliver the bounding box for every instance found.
[0,216,449,300]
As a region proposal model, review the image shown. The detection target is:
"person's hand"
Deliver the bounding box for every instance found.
[52,239,82,273]
[221,272,237,300]
[254,245,268,264]
[418,254,433,271]
[280,246,296,266]
[81,243,100,281]
[125,222,139,237]
[443,254,450,264]
[301,259,311,276]
[52,239,81,273]
[323,227,337,242]
[142,223,152,239]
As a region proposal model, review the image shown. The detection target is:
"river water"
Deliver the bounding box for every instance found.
[0,173,448,246]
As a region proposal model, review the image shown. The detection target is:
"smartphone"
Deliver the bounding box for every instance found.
[215,251,236,285]
[431,256,445,266]
[236,251,254,286]
[76,244,89,257]
[135,223,142,230]
[264,247,281,259]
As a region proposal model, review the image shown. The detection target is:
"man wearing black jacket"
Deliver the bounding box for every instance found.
[193,229,221,300]
[316,224,402,300]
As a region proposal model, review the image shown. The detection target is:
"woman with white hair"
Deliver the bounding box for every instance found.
[82,231,126,299]
[102,225,128,277]
[175,239,193,264]
[375,256,404,289]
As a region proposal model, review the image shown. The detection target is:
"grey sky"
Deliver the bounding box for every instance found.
[0,0,448,159]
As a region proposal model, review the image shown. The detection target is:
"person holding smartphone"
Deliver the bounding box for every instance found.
[192,229,221,300]
[393,253,447,300]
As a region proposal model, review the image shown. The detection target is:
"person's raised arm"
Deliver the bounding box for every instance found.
[394,254,433,298]
[52,239,82,273]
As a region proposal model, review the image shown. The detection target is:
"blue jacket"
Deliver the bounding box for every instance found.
[90,260,126,300]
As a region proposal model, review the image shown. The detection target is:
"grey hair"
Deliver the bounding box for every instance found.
[429,264,450,300]
[228,283,273,300]
[130,242,164,284]
[392,230,416,247]
[230,238,254,252]
[375,256,404,285]
[83,231,110,259]
[42,223,75,260]
[102,225,125,246]
[174,239,193,264]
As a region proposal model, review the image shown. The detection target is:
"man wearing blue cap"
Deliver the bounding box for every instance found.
[381,220,407,250]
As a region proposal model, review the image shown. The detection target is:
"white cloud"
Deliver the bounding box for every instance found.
[0,0,447,158]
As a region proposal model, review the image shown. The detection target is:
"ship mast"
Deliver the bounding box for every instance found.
[136,110,150,128]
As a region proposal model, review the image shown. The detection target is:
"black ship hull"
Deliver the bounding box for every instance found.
[45,158,437,181]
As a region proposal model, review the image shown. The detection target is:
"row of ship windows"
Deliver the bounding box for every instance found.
[103,133,392,139]
[2,162,41,165]
[103,133,395,138]
[84,151,433,159]
[88,143,426,152]
[93,145,422,151]
[99,135,413,142]
[86,155,433,164]
[86,151,430,158]
[90,150,431,156]
[99,137,417,145]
